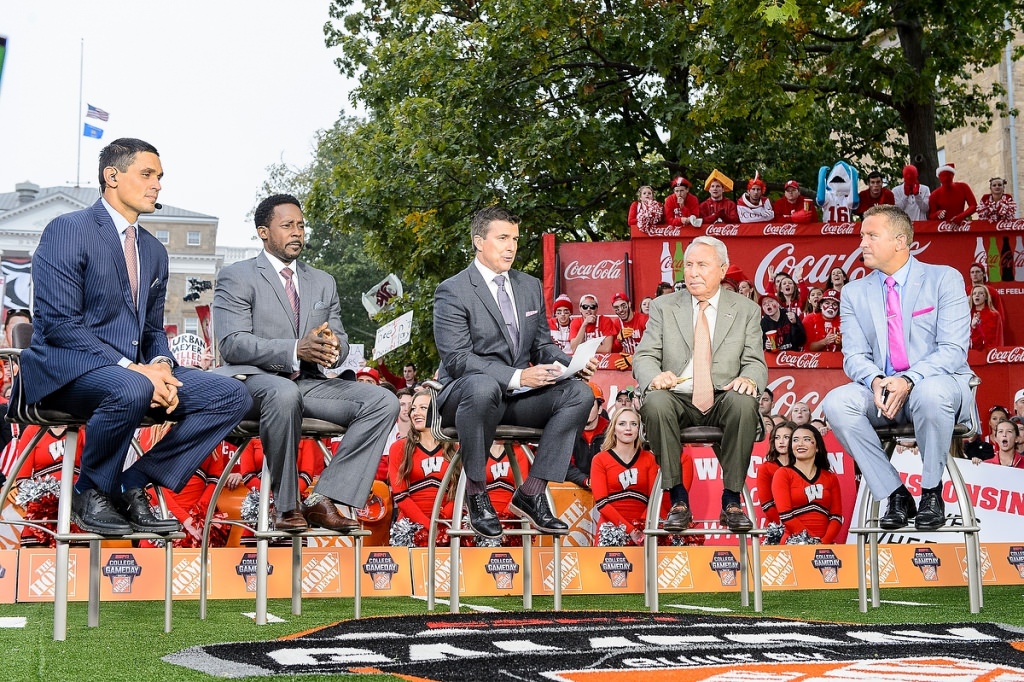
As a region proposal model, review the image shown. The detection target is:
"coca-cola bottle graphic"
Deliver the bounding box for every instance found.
[660,242,673,284]
[988,236,1002,283]
[1001,237,1014,282]
[973,237,986,269]
[672,241,686,283]
[1015,236,1024,281]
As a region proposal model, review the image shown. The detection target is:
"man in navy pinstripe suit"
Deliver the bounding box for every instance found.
[17,138,251,536]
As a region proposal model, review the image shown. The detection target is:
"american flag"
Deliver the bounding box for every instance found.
[86,104,109,121]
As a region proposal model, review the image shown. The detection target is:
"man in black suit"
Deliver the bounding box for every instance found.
[433,206,596,537]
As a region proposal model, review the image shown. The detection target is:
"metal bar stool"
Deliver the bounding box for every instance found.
[850,378,983,613]
[199,418,368,624]
[0,324,183,641]
[426,425,565,613]
[643,426,766,613]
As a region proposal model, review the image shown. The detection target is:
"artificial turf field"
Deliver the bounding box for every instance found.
[2,586,1023,681]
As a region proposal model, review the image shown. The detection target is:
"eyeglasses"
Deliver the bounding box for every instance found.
[580,304,598,310]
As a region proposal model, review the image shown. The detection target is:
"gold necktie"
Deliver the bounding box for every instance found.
[692,300,714,413]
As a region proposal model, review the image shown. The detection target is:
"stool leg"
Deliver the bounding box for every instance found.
[738,534,749,608]
[292,537,302,616]
[256,460,273,625]
[523,533,532,610]
[449,472,467,614]
[165,543,174,633]
[751,535,763,612]
[353,536,362,619]
[200,440,247,620]
[89,539,101,627]
[428,451,461,612]
[869,499,881,608]
[553,536,562,611]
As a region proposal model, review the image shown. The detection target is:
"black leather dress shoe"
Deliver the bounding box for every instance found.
[663,502,693,532]
[509,490,568,534]
[915,489,946,531]
[879,488,917,530]
[118,487,182,533]
[71,488,131,536]
[719,503,753,532]
[466,493,502,538]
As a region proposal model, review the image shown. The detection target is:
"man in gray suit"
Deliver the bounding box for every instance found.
[213,194,399,533]
[823,205,975,531]
[633,236,767,533]
[433,206,596,537]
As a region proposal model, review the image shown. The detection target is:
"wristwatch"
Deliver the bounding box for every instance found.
[900,375,915,392]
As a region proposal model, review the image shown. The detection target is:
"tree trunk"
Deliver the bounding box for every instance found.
[894,8,939,190]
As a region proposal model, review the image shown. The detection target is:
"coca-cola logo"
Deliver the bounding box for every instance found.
[563,259,624,281]
[819,223,856,235]
[763,224,797,236]
[937,221,972,232]
[705,225,739,237]
[775,351,822,368]
[995,220,1024,231]
[639,225,684,237]
[755,241,932,295]
[766,375,823,419]
[985,347,1024,363]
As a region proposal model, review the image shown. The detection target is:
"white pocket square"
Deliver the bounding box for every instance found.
[526,310,539,317]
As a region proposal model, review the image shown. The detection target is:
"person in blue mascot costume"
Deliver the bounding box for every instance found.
[816,161,859,223]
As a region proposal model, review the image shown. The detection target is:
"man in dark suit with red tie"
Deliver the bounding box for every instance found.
[17,138,252,536]
[433,206,596,538]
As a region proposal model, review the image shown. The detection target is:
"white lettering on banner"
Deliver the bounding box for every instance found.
[850,450,1024,543]
[986,347,1024,363]
[775,352,822,369]
[766,375,823,419]
[819,223,857,235]
[937,222,972,232]
[755,241,932,293]
[763,224,797,236]
[705,225,739,237]
[826,452,845,474]
[693,458,721,481]
[638,225,684,238]
[563,259,624,281]
[995,220,1024,231]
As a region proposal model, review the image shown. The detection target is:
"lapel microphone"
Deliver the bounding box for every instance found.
[154,203,163,209]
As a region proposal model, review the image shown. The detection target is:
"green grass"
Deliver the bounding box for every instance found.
[0,587,1022,680]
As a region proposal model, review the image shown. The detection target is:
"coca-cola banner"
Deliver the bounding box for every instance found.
[625,220,1024,344]
[557,241,631,312]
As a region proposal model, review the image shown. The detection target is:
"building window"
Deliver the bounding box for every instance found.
[156,230,170,244]
[183,317,199,335]
[187,231,201,246]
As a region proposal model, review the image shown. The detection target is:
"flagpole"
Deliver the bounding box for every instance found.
[76,39,83,188]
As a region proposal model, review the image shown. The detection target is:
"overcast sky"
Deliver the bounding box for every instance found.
[0,1,355,247]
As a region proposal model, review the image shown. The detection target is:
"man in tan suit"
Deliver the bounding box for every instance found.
[633,236,767,532]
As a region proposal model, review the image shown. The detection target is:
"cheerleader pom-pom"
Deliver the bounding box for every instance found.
[597,522,629,547]
[240,491,262,524]
[784,529,821,545]
[763,522,785,545]
[389,517,423,547]
[15,476,61,508]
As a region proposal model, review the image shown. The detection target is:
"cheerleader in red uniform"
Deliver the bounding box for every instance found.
[591,407,667,546]
[10,426,86,546]
[772,424,843,544]
[388,390,459,545]
[476,440,533,546]
[756,420,795,529]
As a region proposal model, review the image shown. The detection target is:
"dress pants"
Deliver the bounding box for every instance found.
[822,375,971,499]
[437,374,593,484]
[44,365,251,494]
[242,374,399,511]
[640,389,759,492]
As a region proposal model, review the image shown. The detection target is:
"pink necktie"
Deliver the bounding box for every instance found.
[885,276,910,372]
[692,300,714,413]
[281,266,299,334]
[124,225,139,306]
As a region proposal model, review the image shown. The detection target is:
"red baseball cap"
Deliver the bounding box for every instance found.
[822,289,841,302]
[611,292,629,305]
[356,367,380,384]
[784,180,800,190]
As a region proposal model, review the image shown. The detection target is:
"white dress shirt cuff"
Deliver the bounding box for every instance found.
[509,369,523,391]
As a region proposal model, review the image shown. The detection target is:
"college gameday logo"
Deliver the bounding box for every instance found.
[363,551,400,590]
[484,552,520,590]
[236,552,272,592]
[599,551,634,588]
[103,553,142,594]
[912,547,941,581]
[1007,546,1024,578]
[709,550,741,586]
[812,548,842,583]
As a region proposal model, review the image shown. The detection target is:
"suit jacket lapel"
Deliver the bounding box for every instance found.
[135,229,152,326]
[712,295,738,353]
[867,273,887,363]
[296,261,313,334]
[901,258,924,350]
[674,295,694,355]
[257,252,296,337]
[468,265,515,353]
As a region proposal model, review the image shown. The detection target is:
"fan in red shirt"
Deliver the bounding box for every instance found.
[568,294,616,353]
[756,420,795,530]
[772,180,817,223]
[699,169,740,224]
[609,292,648,368]
[548,294,575,355]
[970,284,1004,350]
[772,424,843,544]
[854,171,896,217]
[664,176,701,228]
[803,288,843,352]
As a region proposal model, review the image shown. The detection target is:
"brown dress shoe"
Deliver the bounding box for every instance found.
[303,498,361,533]
[663,502,693,532]
[719,503,753,532]
[274,509,308,533]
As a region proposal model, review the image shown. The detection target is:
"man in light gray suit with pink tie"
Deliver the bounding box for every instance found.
[823,205,976,531]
